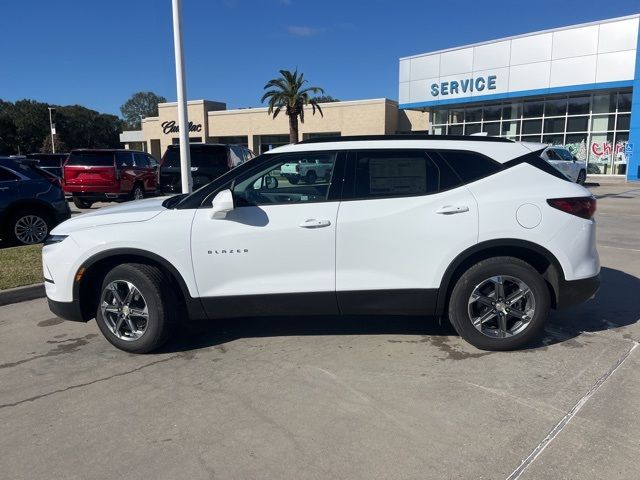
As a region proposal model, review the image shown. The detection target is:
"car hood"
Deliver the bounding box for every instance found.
[51,197,171,234]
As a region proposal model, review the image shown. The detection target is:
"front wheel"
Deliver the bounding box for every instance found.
[131,184,144,201]
[576,170,586,185]
[95,263,176,353]
[447,257,550,351]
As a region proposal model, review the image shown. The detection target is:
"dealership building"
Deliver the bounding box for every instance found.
[120,98,427,159]
[399,14,640,180]
[121,14,639,181]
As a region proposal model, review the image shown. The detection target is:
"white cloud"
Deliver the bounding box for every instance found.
[286,25,321,37]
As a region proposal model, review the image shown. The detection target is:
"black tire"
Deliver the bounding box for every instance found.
[4,208,53,245]
[577,170,586,185]
[72,196,93,209]
[447,256,550,351]
[131,184,145,201]
[304,170,317,184]
[95,263,176,353]
[288,176,299,185]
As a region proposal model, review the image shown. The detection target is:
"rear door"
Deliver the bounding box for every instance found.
[64,151,116,189]
[133,152,156,191]
[335,149,479,315]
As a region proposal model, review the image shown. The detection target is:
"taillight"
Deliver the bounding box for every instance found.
[547,196,596,219]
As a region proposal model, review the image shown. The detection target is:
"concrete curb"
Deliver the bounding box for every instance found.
[0,283,46,307]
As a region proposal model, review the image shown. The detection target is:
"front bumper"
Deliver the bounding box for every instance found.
[556,274,600,309]
[47,297,87,323]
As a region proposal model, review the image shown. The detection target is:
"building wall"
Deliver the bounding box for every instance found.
[141,99,226,157]
[208,98,429,153]
[399,15,639,108]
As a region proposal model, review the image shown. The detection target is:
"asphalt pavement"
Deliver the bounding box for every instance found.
[0,184,639,480]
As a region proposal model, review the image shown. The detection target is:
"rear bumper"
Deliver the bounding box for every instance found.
[556,274,600,309]
[47,297,88,323]
[66,191,129,201]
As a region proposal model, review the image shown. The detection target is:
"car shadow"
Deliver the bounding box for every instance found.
[158,266,638,354]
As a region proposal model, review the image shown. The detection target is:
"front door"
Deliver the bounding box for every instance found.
[190,151,345,318]
[336,149,479,315]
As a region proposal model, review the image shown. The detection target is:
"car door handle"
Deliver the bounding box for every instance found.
[299,219,331,228]
[436,205,469,215]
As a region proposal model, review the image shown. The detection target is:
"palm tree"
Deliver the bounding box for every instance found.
[261,70,325,144]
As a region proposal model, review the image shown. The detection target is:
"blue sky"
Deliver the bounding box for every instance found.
[0,0,638,116]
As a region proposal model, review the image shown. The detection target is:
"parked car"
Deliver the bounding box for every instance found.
[44,135,599,354]
[0,157,70,245]
[280,154,333,184]
[160,143,255,194]
[541,147,586,184]
[25,153,69,178]
[63,149,159,209]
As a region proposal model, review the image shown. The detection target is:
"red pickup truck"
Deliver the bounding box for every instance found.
[63,149,160,208]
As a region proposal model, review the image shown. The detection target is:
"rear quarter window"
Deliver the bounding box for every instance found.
[436,150,501,183]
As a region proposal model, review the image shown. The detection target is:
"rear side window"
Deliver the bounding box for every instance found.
[0,167,19,181]
[67,152,114,167]
[353,151,438,199]
[437,150,501,183]
[116,152,134,167]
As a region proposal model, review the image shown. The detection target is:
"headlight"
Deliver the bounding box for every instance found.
[44,234,68,246]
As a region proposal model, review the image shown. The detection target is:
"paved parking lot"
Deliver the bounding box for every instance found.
[1,184,639,480]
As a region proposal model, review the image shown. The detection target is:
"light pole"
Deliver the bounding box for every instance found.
[47,107,56,153]
[171,0,192,194]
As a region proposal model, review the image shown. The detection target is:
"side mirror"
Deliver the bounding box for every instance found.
[210,189,234,219]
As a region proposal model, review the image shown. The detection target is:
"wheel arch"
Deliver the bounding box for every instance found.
[436,239,565,315]
[2,199,57,231]
[74,248,206,322]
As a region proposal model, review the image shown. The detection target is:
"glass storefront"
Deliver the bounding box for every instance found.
[430,90,632,175]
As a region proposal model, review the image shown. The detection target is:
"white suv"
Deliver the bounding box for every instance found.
[43,135,600,353]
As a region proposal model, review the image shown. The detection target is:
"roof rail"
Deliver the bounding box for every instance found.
[297,134,513,144]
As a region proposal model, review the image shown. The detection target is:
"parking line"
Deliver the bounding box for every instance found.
[505,341,638,480]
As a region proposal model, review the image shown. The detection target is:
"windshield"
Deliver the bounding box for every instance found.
[67,152,114,167]
[161,146,228,169]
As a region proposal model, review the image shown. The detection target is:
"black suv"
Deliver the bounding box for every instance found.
[25,153,69,178]
[160,143,254,194]
[0,157,70,245]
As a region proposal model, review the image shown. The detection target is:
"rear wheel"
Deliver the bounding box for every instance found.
[447,257,550,351]
[72,196,93,209]
[95,263,176,353]
[577,170,586,185]
[304,171,317,184]
[5,209,52,245]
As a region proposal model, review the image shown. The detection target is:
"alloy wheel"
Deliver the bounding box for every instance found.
[134,187,144,200]
[467,275,536,338]
[100,280,149,341]
[14,215,48,244]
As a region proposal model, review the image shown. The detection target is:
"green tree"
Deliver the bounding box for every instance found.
[39,134,69,153]
[120,91,167,129]
[313,95,340,103]
[261,70,325,144]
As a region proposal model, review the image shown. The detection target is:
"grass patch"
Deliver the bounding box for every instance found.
[0,244,43,290]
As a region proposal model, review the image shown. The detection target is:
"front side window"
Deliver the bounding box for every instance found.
[232,152,337,206]
[134,153,149,167]
[352,151,438,199]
